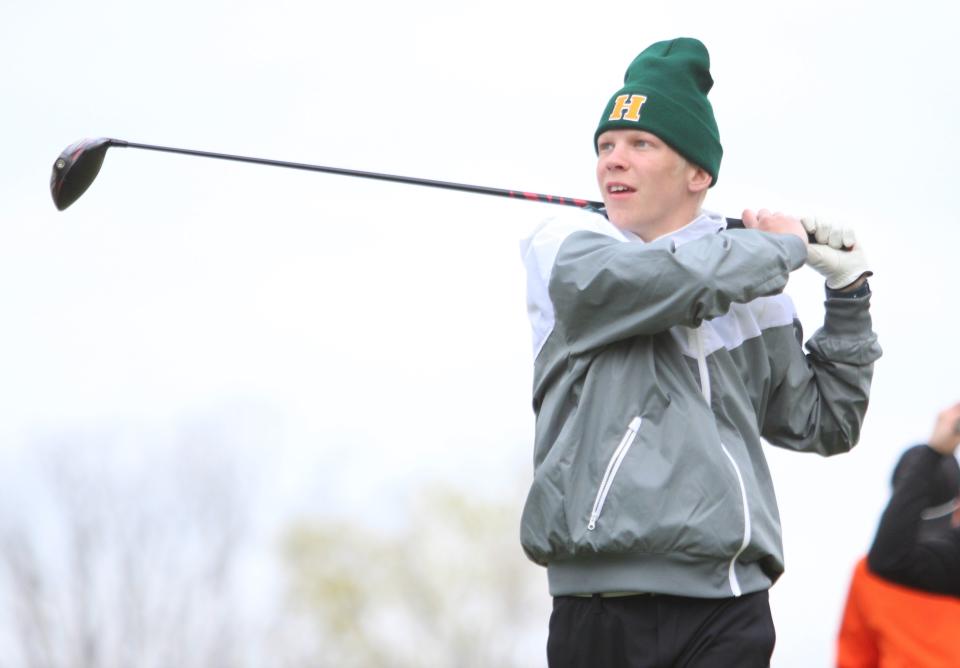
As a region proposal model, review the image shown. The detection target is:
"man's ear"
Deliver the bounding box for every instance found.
[688,165,712,193]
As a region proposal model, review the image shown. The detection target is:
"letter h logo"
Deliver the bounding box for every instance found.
[608,94,648,122]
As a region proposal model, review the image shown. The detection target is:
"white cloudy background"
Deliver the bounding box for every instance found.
[2,0,959,665]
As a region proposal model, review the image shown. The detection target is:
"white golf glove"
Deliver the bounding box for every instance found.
[801,217,872,290]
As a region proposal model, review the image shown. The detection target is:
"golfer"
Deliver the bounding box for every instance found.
[519,37,881,667]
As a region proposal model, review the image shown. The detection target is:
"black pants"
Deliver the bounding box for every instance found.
[547,590,775,668]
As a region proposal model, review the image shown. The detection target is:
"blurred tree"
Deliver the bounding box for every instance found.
[0,432,253,668]
[280,485,549,667]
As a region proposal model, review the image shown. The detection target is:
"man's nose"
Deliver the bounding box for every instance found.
[601,144,627,170]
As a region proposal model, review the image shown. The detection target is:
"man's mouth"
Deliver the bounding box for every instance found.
[606,183,635,194]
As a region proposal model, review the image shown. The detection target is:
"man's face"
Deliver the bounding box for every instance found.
[595,129,701,238]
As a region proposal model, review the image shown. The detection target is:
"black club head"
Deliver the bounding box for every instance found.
[50,138,115,211]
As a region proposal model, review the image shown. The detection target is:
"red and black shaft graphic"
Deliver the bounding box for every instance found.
[508,190,602,210]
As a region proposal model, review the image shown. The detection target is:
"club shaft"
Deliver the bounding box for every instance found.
[111,139,604,212]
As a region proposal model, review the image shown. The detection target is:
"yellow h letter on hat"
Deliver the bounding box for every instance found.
[608,94,648,122]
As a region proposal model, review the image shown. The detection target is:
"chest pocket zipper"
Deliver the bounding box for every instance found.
[587,417,643,531]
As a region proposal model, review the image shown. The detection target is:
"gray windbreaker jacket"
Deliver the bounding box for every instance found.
[519,209,881,598]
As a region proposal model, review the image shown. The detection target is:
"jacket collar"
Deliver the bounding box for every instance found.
[620,209,727,246]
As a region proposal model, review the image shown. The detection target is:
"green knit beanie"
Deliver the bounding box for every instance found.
[594,37,723,187]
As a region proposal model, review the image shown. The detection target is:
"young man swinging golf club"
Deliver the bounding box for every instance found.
[519,37,881,667]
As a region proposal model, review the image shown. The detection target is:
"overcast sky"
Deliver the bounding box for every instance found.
[3,0,959,665]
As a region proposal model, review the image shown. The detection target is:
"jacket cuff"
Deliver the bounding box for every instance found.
[826,280,871,300]
[812,287,882,365]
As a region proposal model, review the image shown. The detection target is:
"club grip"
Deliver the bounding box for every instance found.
[726,217,817,244]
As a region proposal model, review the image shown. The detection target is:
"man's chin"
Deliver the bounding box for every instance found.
[606,210,647,235]
[604,207,631,227]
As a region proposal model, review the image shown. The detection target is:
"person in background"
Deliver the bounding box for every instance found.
[836,403,960,667]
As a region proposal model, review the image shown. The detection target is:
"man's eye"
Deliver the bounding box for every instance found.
[598,142,613,152]
[633,140,649,148]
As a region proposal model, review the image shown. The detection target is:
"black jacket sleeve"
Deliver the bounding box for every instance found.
[867,445,960,596]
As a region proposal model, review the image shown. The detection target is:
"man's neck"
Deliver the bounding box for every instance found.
[633,206,705,242]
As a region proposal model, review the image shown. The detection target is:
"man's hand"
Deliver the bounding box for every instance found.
[800,217,872,290]
[929,402,960,456]
[742,209,808,246]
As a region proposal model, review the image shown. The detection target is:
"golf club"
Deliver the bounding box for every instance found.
[49,138,824,242]
[50,137,606,213]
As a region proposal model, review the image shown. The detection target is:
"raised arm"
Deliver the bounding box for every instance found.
[867,405,960,595]
[756,217,880,455]
[545,222,807,354]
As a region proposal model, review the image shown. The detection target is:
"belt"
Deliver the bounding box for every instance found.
[572,591,657,598]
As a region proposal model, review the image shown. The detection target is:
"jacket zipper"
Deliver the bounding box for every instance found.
[689,326,751,597]
[587,417,643,531]
[719,442,752,597]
